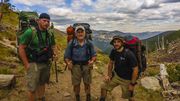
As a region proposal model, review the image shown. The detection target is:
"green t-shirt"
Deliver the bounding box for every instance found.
[19,27,55,61]
[19,28,55,50]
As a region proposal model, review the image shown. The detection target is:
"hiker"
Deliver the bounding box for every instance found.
[99,35,138,101]
[18,13,56,101]
[0,12,2,23]
[64,25,97,101]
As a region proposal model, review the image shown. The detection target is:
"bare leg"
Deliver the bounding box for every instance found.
[36,85,45,100]
[74,84,80,101]
[28,91,35,101]
[84,83,91,101]
[99,88,107,101]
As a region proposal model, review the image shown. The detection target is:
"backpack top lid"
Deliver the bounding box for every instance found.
[19,11,38,21]
[124,35,139,45]
[66,25,74,35]
[73,23,90,29]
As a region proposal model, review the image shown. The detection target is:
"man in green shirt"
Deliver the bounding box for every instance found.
[18,13,56,101]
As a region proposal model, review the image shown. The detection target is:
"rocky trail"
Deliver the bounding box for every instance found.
[0,64,127,101]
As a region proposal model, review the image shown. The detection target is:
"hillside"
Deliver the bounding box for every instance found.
[142,30,180,52]
[0,3,179,101]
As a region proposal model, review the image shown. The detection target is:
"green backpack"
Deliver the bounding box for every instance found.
[16,11,38,45]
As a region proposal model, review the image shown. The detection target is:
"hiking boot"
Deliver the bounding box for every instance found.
[75,94,80,101]
[37,96,45,101]
[41,96,45,101]
[99,97,105,101]
[86,94,91,101]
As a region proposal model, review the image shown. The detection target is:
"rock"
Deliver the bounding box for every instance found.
[141,77,161,91]
[63,92,71,97]
[0,74,16,88]
[171,82,180,90]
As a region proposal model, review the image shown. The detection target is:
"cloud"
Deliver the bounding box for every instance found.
[12,0,180,32]
[162,0,180,3]
[48,8,73,16]
[13,0,65,7]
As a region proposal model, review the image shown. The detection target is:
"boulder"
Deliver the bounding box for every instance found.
[0,74,16,88]
[141,77,161,91]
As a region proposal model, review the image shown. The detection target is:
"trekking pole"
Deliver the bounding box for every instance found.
[130,90,134,97]
[54,60,58,82]
[64,64,68,71]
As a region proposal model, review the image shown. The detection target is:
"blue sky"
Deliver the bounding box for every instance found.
[10,0,180,32]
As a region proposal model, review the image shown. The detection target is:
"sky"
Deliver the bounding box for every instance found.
[10,0,180,33]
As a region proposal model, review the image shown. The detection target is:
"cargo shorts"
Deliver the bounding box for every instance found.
[71,64,92,85]
[26,62,50,92]
[101,72,132,99]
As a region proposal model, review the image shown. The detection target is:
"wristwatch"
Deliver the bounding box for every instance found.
[130,82,137,86]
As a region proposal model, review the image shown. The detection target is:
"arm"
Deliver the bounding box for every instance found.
[107,59,114,78]
[64,43,73,70]
[88,42,97,64]
[131,66,138,84]
[104,59,114,82]
[19,44,29,70]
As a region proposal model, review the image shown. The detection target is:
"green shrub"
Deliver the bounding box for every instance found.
[167,64,180,83]
[0,68,11,74]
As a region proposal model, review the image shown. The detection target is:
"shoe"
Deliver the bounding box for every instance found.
[99,97,105,101]
[76,94,80,101]
[86,94,91,101]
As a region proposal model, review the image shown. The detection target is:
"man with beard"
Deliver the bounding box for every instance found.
[99,35,138,101]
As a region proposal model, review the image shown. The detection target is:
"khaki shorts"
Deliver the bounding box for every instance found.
[101,73,132,99]
[26,62,50,92]
[71,64,92,85]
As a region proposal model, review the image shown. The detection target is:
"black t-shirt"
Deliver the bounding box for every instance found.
[109,48,138,80]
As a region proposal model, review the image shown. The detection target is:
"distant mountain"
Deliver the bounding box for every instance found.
[92,30,162,54]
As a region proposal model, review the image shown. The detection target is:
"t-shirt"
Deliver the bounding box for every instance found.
[19,28,55,60]
[109,48,138,80]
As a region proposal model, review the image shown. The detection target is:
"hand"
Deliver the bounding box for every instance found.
[88,60,94,65]
[104,75,111,82]
[67,61,73,70]
[53,53,58,61]
[25,63,30,71]
[128,83,135,91]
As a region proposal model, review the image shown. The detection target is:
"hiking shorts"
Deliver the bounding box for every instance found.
[26,62,50,92]
[71,64,92,85]
[101,73,132,99]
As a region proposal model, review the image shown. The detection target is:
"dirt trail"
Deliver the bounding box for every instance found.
[0,65,127,101]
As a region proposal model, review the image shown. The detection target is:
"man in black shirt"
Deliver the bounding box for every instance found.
[99,35,138,101]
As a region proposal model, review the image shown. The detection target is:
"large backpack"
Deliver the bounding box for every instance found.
[124,35,147,76]
[66,23,93,60]
[66,23,93,43]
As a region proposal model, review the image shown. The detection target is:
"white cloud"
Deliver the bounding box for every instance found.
[12,0,180,32]
[13,0,65,7]
[81,0,93,6]
[48,8,73,16]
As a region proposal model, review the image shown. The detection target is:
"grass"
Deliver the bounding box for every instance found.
[166,63,180,83]
[135,85,164,101]
[0,44,15,61]
[142,30,180,52]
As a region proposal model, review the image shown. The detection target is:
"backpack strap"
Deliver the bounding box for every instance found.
[70,38,75,59]
[86,39,92,60]
[26,27,36,48]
